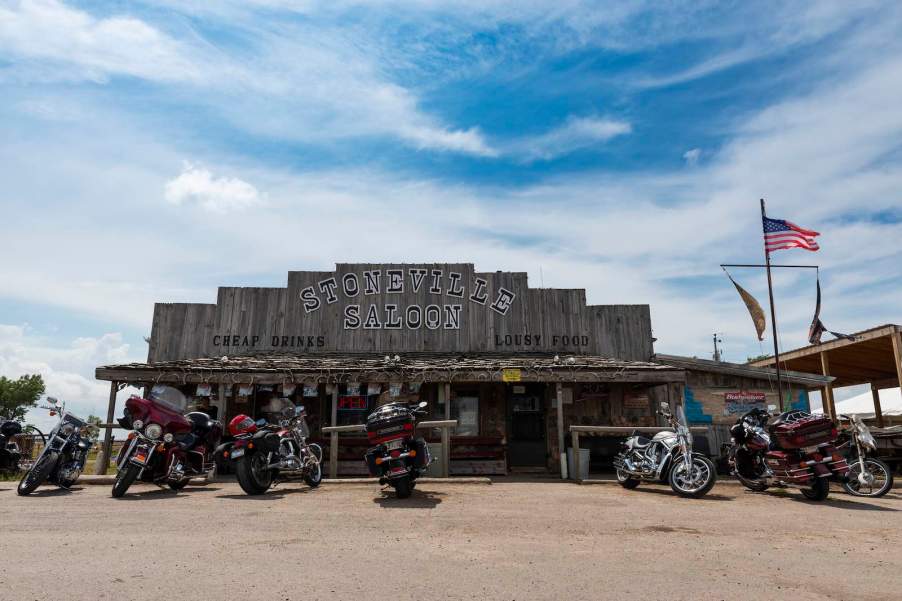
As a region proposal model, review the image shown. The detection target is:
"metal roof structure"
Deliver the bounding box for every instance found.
[654,353,832,388]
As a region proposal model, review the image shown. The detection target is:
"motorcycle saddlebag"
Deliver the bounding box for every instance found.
[771,414,836,449]
[412,438,430,470]
[364,448,380,476]
[764,450,811,483]
[254,431,282,453]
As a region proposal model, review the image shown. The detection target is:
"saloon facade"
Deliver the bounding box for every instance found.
[94,263,827,476]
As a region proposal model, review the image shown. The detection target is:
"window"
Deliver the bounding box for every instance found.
[452,395,479,436]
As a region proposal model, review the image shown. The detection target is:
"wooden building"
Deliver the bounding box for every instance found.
[93,263,827,475]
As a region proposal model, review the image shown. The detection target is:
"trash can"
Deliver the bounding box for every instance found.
[567,447,590,481]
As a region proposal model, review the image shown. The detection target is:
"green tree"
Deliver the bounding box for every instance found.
[746,354,772,364]
[85,415,103,442]
[0,374,46,422]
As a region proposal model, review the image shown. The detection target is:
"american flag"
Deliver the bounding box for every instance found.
[762,217,820,253]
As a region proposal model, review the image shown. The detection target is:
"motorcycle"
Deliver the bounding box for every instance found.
[728,406,849,501]
[17,397,92,495]
[112,385,222,498]
[219,402,323,495]
[1,419,26,474]
[613,402,717,498]
[837,413,893,497]
[364,401,432,499]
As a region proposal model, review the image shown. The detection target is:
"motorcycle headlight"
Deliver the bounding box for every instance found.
[163,433,174,444]
[60,423,75,436]
[144,423,163,440]
[132,419,144,431]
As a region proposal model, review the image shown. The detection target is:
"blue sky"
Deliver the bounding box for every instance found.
[2,1,901,426]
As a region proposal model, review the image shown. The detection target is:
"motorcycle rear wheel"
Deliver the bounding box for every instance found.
[235,454,272,495]
[111,463,141,498]
[392,475,413,499]
[668,455,717,498]
[843,458,893,497]
[800,477,830,501]
[616,469,640,489]
[17,451,58,496]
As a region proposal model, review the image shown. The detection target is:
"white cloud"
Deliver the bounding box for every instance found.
[683,148,701,166]
[513,116,631,161]
[164,163,264,212]
[0,324,142,430]
[0,0,199,83]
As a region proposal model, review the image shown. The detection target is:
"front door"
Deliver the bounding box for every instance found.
[507,384,546,467]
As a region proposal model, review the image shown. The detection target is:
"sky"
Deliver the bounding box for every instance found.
[1,0,901,429]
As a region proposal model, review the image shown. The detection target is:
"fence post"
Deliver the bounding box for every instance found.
[570,429,581,483]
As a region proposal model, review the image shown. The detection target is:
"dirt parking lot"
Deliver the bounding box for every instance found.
[1,478,900,601]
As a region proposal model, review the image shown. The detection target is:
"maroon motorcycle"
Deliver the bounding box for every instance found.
[729,407,849,501]
[112,386,222,498]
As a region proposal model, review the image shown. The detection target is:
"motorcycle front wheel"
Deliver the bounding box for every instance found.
[111,463,141,498]
[235,453,272,495]
[668,455,716,498]
[17,451,58,496]
[844,458,893,497]
[800,477,830,501]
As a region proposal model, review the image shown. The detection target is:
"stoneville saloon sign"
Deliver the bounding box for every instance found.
[147,263,655,361]
[298,268,516,330]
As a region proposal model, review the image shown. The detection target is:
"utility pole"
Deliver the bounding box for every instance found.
[712,333,723,362]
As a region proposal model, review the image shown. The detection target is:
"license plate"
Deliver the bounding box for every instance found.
[385,439,404,451]
[231,448,245,459]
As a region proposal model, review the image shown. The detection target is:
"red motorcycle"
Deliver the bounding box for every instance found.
[112,386,222,498]
[729,407,849,501]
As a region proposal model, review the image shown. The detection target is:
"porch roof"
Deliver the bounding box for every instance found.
[95,352,686,385]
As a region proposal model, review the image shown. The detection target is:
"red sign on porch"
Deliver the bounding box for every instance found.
[338,395,368,411]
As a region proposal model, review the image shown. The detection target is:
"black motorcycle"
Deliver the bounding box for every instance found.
[364,401,432,498]
[17,397,93,495]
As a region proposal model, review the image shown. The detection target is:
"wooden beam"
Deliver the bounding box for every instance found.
[93,381,118,475]
[893,331,902,399]
[444,382,451,420]
[556,382,567,479]
[750,324,900,366]
[329,385,339,479]
[871,384,885,428]
[820,352,836,420]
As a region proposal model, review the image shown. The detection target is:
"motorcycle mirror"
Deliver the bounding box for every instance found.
[47,396,59,406]
[295,405,305,416]
[659,401,669,410]
[767,404,778,414]
[417,401,428,409]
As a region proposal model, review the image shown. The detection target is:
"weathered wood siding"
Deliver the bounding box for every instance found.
[147,263,654,362]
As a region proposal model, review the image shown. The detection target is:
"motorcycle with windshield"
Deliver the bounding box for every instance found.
[219,402,323,495]
[613,402,717,498]
[17,397,92,495]
[364,401,432,499]
[837,413,893,497]
[112,385,222,498]
[728,406,849,501]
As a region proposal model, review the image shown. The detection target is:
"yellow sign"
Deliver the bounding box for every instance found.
[502,368,522,382]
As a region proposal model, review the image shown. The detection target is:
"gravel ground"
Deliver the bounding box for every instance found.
[1,478,900,601]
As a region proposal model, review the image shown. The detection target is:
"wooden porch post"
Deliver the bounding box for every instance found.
[556,382,567,479]
[329,385,339,479]
[94,380,118,475]
[819,352,836,420]
[571,429,581,483]
[442,383,451,477]
[892,331,902,421]
[870,384,885,428]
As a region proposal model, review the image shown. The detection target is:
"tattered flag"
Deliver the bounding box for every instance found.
[808,277,855,345]
[725,270,766,341]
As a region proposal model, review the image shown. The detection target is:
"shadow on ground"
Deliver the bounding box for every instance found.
[373,488,445,508]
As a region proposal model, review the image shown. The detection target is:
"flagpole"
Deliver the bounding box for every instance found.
[761,198,785,410]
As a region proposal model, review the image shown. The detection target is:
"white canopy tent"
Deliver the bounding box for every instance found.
[813,387,902,419]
